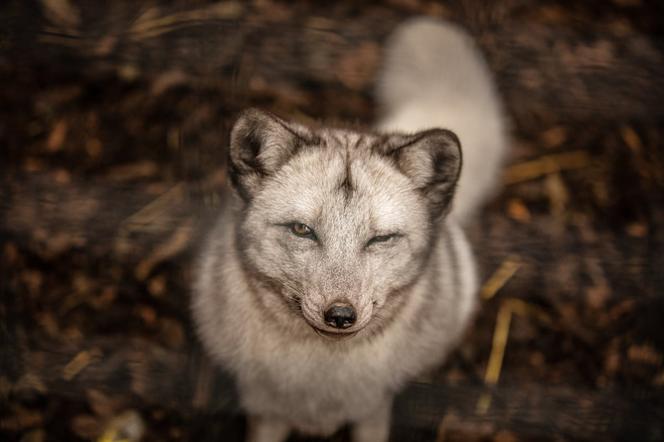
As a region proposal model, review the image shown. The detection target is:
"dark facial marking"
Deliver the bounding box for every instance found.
[338,148,354,199]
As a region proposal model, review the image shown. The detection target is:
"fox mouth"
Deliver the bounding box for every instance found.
[312,327,359,340]
[298,299,369,340]
[303,315,365,340]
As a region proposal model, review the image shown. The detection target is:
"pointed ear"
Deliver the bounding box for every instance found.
[383,129,462,218]
[228,108,313,201]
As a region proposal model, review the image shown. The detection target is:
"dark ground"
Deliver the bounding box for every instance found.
[1,1,664,441]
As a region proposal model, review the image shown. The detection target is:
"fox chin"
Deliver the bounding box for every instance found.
[192,17,507,442]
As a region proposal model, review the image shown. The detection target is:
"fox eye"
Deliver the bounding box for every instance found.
[289,222,317,240]
[366,233,400,247]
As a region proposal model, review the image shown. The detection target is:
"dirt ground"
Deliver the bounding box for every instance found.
[1,1,663,441]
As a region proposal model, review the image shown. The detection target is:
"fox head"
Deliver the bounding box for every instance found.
[227,109,462,339]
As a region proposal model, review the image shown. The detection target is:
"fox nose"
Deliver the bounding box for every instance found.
[324,303,356,329]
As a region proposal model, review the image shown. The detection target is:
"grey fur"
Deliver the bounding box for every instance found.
[192,17,506,442]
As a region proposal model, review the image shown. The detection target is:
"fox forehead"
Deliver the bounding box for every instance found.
[253,137,426,233]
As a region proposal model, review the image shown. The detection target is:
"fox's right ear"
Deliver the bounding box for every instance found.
[228,108,312,201]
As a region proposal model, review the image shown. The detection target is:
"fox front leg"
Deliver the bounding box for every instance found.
[246,415,291,442]
[352,399,392,442]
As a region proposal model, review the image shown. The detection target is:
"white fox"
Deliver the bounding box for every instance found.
[192,17,508,442]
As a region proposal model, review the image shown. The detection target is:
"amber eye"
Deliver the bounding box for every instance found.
[289,222,316,240]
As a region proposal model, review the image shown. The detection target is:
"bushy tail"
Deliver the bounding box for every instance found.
[376,18,508,223]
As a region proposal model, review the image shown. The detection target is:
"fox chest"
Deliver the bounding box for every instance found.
[235,336,394,425]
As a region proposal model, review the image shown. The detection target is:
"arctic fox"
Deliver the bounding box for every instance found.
[192,17,508,442]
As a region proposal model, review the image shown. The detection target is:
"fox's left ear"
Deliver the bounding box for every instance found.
[383,129,462,218]
[228,108,314,201]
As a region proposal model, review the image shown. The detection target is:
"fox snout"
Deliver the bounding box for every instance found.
[299,292,375,338]
[323,302,356,329]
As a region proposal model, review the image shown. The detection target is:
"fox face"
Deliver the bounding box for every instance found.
[227,109,462,339]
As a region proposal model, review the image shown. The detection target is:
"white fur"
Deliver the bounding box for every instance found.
[193,204,477,441]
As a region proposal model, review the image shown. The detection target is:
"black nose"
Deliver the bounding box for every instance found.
[324,303,356,329]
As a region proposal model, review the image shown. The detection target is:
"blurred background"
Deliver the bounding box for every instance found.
[1,0,663,441]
